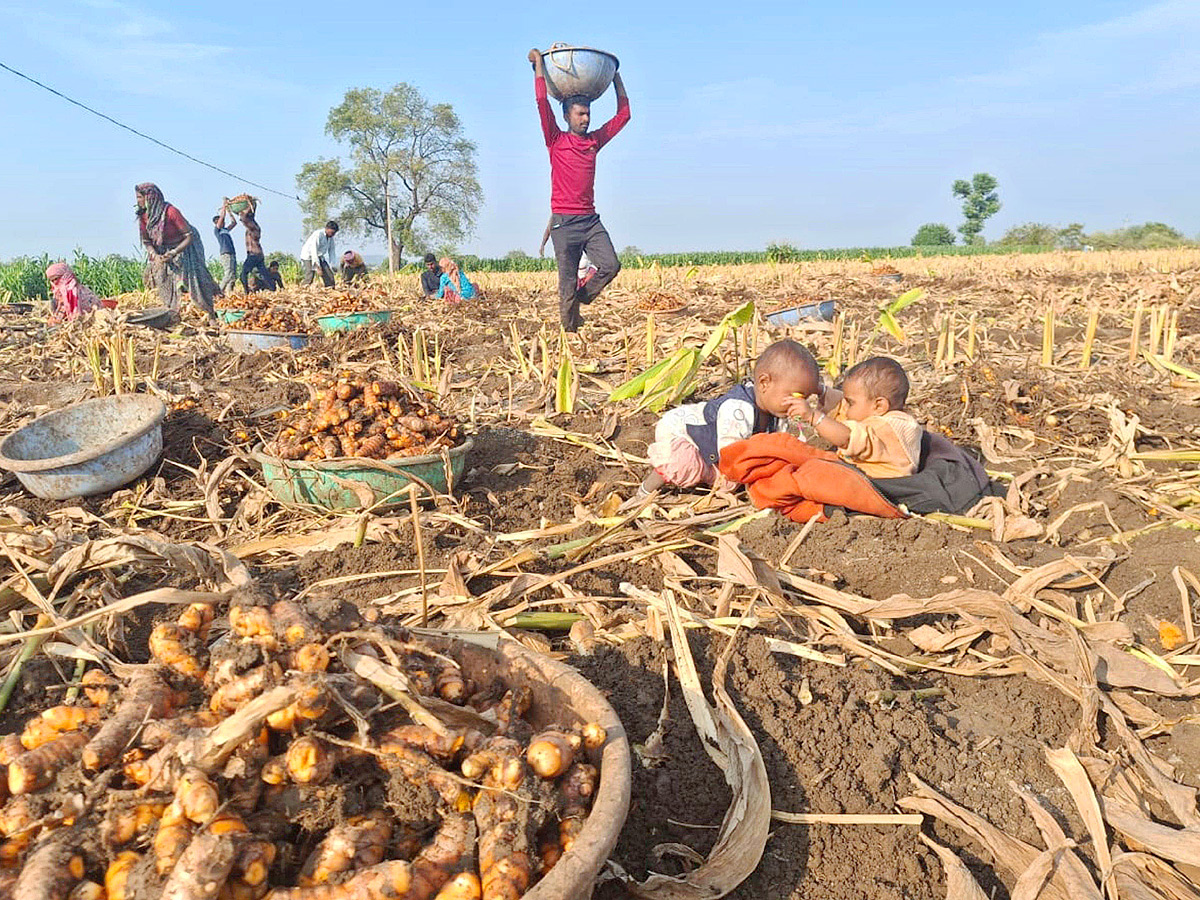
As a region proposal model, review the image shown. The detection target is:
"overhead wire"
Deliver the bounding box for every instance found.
[0,59,299,202]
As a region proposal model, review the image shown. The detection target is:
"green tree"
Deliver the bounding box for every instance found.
[911,223,955,246]
[951,173,1001,245]
[296,84,482,271]
[1056,223,1086,250]
[996,222,1060,247]
[505,249,530,260]
[1086,221,1186,250]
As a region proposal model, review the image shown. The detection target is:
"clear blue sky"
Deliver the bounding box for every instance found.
[1,0,1197,261]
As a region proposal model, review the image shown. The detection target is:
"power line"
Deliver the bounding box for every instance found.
[0,59,299,202]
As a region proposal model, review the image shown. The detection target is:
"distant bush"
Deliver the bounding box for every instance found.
[1085,222,1188,250]
[765,242,800,263]
[912,223,956,246]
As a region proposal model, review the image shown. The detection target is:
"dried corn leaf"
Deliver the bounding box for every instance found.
[919,835,989,900]
[48,534,228,589]
[899,775,1073,900]
[1100,795,1200,866]
[1010,783,1102,900]
[613,595,770,899]
[1111,852,1200,900]
[1010,843,1076,900]
[1044,747,1113,898]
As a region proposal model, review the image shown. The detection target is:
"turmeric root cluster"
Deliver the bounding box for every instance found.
[318,285,390,315]
[0,591,607,900]
[216,293,278,312]
[266,376,462,462]
[235,309,306,334]
[634,290,686,312]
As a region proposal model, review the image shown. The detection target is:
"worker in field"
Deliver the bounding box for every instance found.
[136,183,220,321]
[238,201,276,292]
[420,253,442,297]
[300,221,339,287]
[528,48,629,333]
[212,206,238,296]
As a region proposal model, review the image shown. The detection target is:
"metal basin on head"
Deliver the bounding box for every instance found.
[0,394,166,499]
[540,44,620,102]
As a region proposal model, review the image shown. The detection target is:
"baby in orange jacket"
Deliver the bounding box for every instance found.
[786,356,922,478]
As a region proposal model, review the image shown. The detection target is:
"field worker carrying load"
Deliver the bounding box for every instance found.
[528,46,629,333]
[136,183,221,322]
[300,221,339,287]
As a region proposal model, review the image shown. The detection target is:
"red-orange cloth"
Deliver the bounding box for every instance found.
[719,432,905,523]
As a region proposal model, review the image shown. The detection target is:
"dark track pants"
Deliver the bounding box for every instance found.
[549,213,621,332]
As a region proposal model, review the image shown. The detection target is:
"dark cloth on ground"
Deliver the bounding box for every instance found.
[549,213,620,331]
[869,431,1003,514]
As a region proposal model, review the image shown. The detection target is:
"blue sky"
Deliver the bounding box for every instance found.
[1,0,1197,261]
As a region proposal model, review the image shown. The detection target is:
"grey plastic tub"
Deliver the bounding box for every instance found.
[0,395,166,499]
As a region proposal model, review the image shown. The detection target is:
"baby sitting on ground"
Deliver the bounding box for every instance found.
[637,339,822,495]
[788,356,922,478]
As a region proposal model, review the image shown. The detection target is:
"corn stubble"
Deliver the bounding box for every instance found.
[0,595,606,899]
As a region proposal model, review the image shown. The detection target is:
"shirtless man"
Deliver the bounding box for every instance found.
[528,48,630,332]
[238,203,276,292]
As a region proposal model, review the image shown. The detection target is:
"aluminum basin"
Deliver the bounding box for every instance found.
[541,45,620,102]
[225,330,309,353]
[0,395,166,499]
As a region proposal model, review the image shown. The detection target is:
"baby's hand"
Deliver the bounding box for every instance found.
[785,393,813,420]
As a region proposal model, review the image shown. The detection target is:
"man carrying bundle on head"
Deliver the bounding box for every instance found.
[528,47,630,333]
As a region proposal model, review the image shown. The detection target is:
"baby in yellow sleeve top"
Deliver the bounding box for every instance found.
[788,356,923,479]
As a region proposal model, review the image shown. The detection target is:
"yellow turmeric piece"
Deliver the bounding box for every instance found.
[297,811,392,886]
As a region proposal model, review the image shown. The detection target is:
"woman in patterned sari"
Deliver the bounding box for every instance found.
[136,183,220,321]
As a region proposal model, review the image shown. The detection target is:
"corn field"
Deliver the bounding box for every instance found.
[0,251,304,301]
[454,241,1110,273]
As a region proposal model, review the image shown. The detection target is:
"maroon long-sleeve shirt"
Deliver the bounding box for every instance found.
[536,75,630,216]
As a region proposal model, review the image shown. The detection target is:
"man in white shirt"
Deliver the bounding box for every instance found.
[300,220,339,286]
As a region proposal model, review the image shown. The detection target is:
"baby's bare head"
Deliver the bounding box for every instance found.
[843,357,909,412]
[753,340,819,416]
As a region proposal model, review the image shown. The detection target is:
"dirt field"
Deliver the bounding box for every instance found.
[0,247,1196,899]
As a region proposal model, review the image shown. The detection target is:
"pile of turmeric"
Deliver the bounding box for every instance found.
[265,376,462,462]
[0,592,607,899]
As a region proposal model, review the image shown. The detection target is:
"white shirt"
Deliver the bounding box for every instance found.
[301,229,335,265]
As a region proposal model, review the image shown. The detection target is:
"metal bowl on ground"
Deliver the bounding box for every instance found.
[315,310,395,334]
[876,273,904,283]
[540,44,620,101]
[0,395,166,499]
[427,633,630,900]
[127,306,176,330]
[252,439,473,510]
[225,330,309,353]
[765,299,835,326]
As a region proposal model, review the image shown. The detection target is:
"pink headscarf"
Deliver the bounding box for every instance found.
[45,262,100,321]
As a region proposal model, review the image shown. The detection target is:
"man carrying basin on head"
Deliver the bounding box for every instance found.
[528,47,629,333]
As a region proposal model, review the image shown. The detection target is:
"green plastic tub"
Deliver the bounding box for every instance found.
[217,308,247,324]
[252,439,472,510]
[316,310,395,334]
